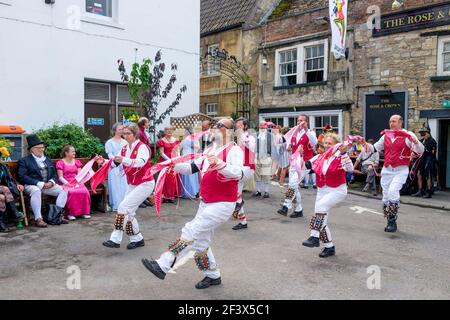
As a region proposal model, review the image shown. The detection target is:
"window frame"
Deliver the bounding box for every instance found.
[278,48,298,86]
[206,103,218,116]
[437,36,450,76]
[82,0,124,29]
[206,44,221,76]
[275,39,328,86]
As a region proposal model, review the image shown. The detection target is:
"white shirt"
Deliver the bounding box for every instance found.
[32,154,56,189]
[292,129,318,148]
[119,140,150,168]
[175,142,244,180]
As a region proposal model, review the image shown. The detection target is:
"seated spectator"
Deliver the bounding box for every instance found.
[18,135,68,227]
[353,138,379,196]
[0,163,25,232]
[56,145,91,220]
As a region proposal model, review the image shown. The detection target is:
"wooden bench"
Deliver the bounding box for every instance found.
[350,156,383,192]
[1,158,108,225]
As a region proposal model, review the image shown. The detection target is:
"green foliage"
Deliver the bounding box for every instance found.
[33,123,104,159]
[121,108,140,121]
[269,0,295,20]
[151,149,160,165]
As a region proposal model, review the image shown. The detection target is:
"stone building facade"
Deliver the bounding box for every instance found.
[248,0,450,188]
[199,0,279,120]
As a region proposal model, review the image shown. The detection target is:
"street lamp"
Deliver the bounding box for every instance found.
[392,0,405,10]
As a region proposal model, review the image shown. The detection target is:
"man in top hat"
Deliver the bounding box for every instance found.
[18,135,68,227]
[412,124,437,198]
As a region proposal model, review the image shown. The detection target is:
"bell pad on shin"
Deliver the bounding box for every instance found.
[114,214,125,231]
[194,249,214,271]
[166,238,193,256]
[285,188,295,200]
[310,214,325,231]
[125,220,135,236]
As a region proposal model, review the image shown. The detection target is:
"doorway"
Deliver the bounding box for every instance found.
[438,119,450,190]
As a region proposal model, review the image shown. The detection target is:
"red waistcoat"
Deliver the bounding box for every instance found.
[292,131,315,161]
[241,134,256,170]
[121,141,153,185]
[383,136,411,168]
[200,145,238,203]
[316,157,347,188]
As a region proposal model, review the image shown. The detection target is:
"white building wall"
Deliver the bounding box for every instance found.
[0,0,199,132]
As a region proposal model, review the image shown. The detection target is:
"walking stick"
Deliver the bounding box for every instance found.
[19,190,28,226]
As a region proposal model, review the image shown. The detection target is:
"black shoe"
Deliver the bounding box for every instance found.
[384,220,397,233]
[102,240,120,248]
[195,277,222,289]
[143,200,152,206]
[139,203,147,208]
[166,199,175,204]
[0,214,9,233]
[319,246,336,258]
[301,185,309,189]
[6,202,24,222]
[290,210,303,218]
[127,239,145,250]
[423,190,432,198]
[302,236,320,248]
[263,192,270,198]
[313,185,317,189]
[141,258,166,280]
[277,206,288,216]
[349,179,355,185]
[232,223,247,230]
[411,190,423,197]
[253,192,261,197]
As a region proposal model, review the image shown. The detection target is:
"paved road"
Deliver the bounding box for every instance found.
[1,183,449,300]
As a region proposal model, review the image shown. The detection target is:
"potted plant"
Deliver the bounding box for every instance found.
[0,137,12,161]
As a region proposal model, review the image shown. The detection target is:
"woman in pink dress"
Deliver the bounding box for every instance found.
[56,145,91,220]
[157,127,182,203]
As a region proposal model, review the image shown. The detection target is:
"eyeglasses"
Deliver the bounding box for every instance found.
[213,122,231,130]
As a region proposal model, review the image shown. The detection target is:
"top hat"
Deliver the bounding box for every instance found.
[26,134,45,150]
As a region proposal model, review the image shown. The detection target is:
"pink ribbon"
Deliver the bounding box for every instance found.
[62,158,97,190]
[380,130,414,141]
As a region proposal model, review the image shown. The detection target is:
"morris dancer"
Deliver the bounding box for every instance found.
[141,118,244,289]
[278,115,317,218]
[302,133,353,258]
[374,115,424,233]
[232,117,255,231]
[102,123,155,250]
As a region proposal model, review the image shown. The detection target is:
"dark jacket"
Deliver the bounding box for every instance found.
[0,163,19,196]
[18,155,57,186]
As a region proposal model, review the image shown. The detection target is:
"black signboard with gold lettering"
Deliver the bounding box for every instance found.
[373,2,450,37]
[364,91,407,141]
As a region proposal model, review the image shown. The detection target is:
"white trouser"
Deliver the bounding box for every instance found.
[110,180,155,244]
[157,201,235,279]
[380,166,409,204]
[283,166,304,211]
[304,173,316,186]
[24,184,68,220]
[238,167,254,195]
[310,185,347,248]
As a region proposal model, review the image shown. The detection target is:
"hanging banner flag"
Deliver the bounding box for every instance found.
[329,0,348,59]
